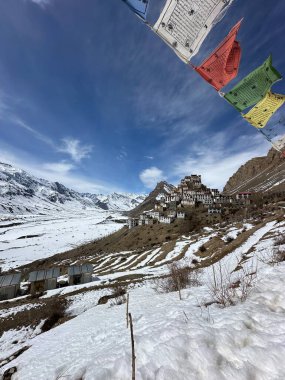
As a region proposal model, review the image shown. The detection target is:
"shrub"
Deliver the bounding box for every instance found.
[225,236,234,244]
[208,262,256,307]
[154,263,201,294]
[270,246,285,264]
[98,286,127,306]
[110,286,127,306]
[274,235,285,246]
[199,245,207,253]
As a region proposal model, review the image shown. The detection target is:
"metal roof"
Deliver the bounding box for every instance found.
[68,264,93,276]
[28,268,60,282]
[0,273,21,288]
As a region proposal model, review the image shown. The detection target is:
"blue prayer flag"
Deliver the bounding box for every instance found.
[122,0,149,19]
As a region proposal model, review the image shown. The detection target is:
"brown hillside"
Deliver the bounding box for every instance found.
[224,144,285,194]
[128,181,175,217]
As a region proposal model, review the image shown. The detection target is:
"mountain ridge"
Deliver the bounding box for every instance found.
[0,162,145,215]
[223,143,285,194]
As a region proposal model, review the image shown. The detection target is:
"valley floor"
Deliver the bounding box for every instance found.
[0,210,126,271]
[1,217,285,379]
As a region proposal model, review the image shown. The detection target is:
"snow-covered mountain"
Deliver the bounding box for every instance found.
[82,192,146,212]
[0,162,145,215]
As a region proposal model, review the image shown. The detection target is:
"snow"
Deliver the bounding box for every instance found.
[2,221,285,380]
[221,223,253,242]
[0,211,125,271]
[0,304,40,319]
[0,321,44,363]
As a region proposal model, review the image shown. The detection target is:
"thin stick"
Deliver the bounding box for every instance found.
[126,293,129,329]
[183,310,189,322]
[177,277,182,300]
[129,313,136,380]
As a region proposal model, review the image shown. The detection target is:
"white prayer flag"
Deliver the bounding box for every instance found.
[153,0,234,63]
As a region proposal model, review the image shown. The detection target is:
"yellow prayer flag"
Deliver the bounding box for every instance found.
[243,92,285,129]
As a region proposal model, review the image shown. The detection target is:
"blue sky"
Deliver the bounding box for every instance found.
[0,0,284,193]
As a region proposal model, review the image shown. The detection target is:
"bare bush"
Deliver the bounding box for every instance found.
[208,262,256,307]
[259,246,285,266]
[274,235,285,246]
[199,245,207,253]
[154,263,201,294]
[110,286,127,306]
[270,246,285,265]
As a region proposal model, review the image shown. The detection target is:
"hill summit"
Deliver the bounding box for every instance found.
[224,141,285,194]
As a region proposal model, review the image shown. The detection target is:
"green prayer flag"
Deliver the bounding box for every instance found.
[224,55,282,112]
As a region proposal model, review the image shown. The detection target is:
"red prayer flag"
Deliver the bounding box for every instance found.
[195,19,243,91]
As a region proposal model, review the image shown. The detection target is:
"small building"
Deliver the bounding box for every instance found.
[0,273,21,300]
[159,216,174,224]
[177,211,185,219]
[211,189,220,197]
[168,211,177,218]
[29,268,60,294]
[128,218,138,229]
[208,207,222,214]
[151,211,161,220]
[68,264,93,286]
[236,192,252,200]
[145,218,154,225]
[138,219,145,226]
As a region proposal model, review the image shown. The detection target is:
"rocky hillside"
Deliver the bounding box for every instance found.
[0,162,145,215]
[224,142,285,194]
[128,181,175,217]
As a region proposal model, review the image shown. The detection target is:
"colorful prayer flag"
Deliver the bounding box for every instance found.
[195,19,242,91]
[153,0,234,63]
[122,0,149,19]
[243,92,285,128]
[224,55,282,112]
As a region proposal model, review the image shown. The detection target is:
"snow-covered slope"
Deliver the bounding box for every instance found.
[0,162,145,215]
[1,220,285,379]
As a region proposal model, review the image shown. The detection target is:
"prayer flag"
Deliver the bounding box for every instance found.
[153,0,234,63]
[195,19,242,91]
[224,55,282,112]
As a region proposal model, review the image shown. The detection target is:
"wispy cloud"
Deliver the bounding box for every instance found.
[139,166,165,189]
[11,116,55,148]
[57,138,93,163]
[0,94,93,164]
[0,146,112,194]
[171,132,269,189]
[42,161,75,175]
[116,147,128,161]
[26,0,51,8]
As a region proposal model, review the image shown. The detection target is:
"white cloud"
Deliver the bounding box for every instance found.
[28,0,51,8]
[172,133,269,190]
[57,138,93,163]
[0,146,113,194]
[42,162,75,175]
[139,166,165,189]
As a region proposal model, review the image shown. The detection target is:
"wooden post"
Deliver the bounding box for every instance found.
[129,313,136,380]
[177,276,182,300]
[126,293,129,328]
